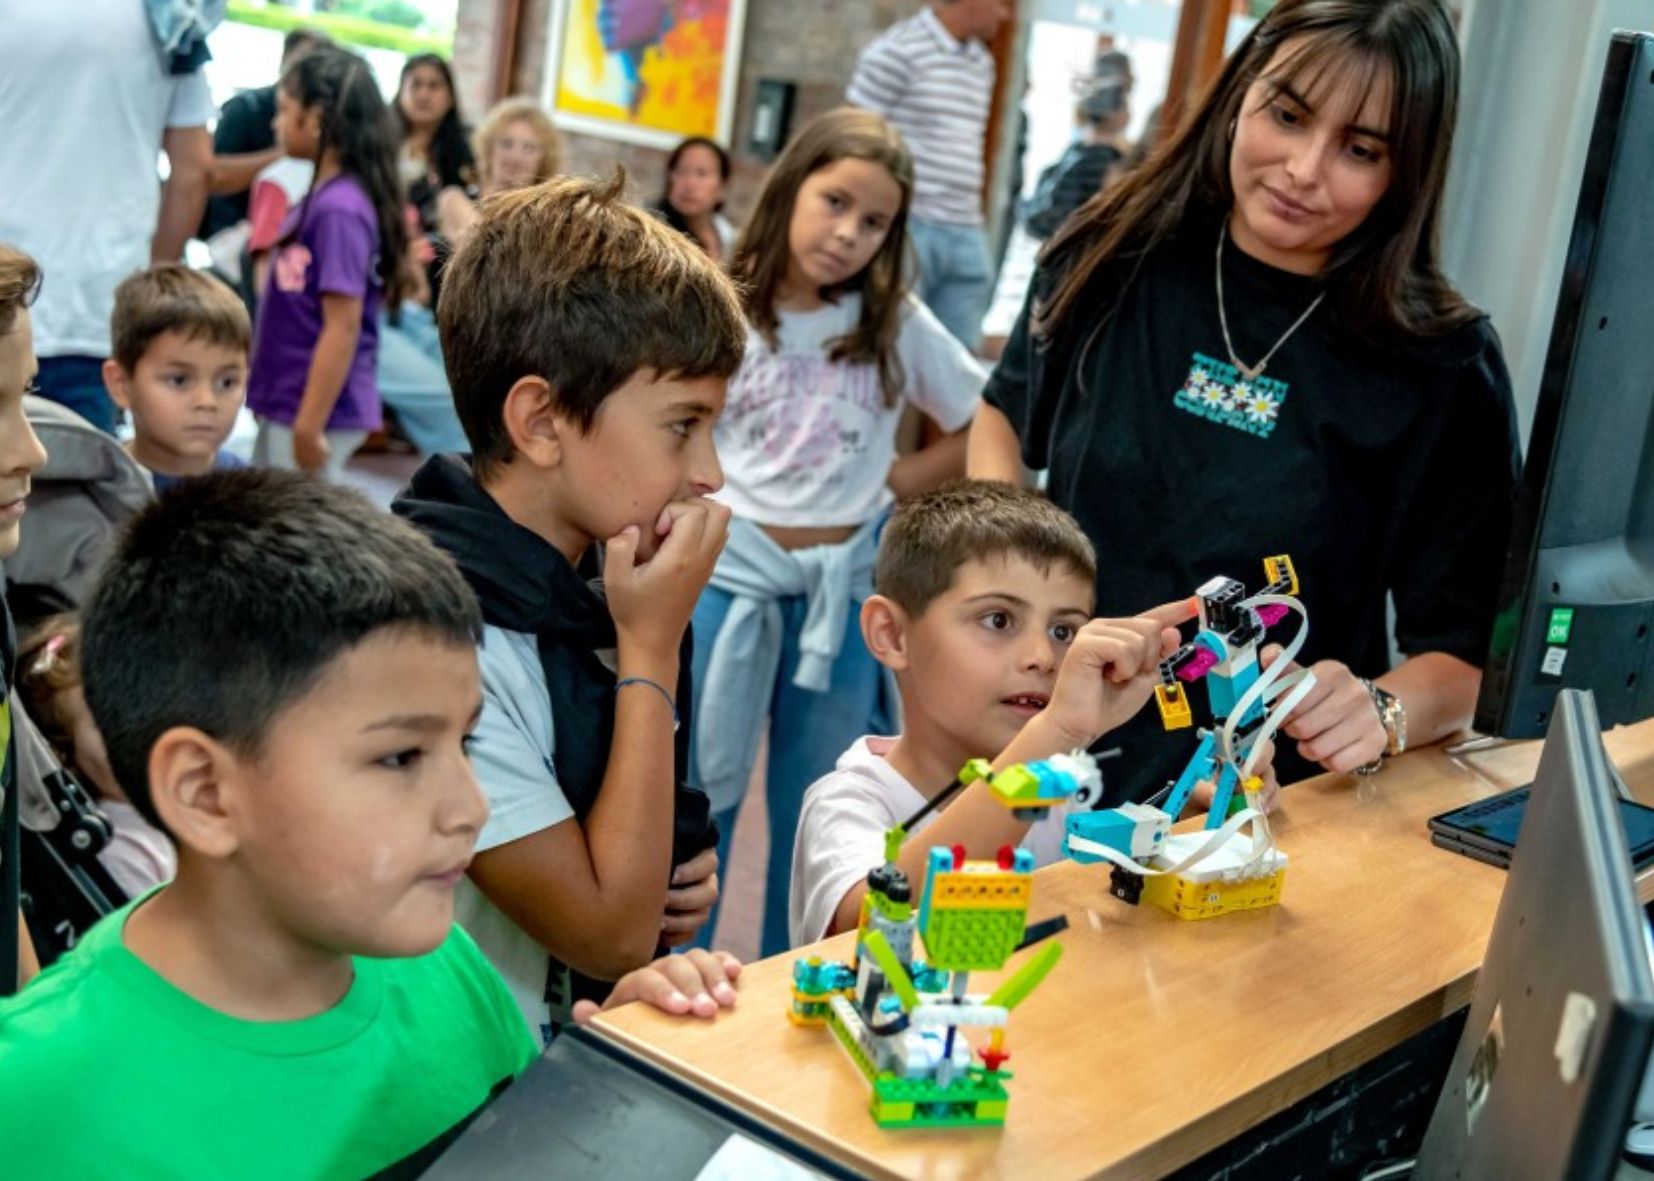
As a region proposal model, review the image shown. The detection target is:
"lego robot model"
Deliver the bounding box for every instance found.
[787,754,1096,1128]
[1064,556,1319,920]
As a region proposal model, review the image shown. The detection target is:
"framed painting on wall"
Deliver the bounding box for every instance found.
[543,0,750,149]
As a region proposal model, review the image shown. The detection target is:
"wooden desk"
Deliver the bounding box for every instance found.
[597,722,1654,1181]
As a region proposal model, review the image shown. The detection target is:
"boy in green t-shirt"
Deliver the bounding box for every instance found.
[0,470,741,1179]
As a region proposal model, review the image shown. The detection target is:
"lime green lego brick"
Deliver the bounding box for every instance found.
[826,1004,880,1086]
[922,907,1026,970]
[872,1100,916,1123]
[861,929,920,1011]
[958,758,993,786]
[869,891,913,923]
[990,765,1040,801]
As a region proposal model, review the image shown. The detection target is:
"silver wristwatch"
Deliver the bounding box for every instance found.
[1354,678,1407,775]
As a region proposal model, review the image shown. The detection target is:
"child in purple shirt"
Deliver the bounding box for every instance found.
[247,47,408,478]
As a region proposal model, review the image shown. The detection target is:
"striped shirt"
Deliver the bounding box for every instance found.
[847,6,995,227]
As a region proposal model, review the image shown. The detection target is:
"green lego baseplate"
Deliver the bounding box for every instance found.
[867,1070,1012,1128]
[826,992,1013,1128]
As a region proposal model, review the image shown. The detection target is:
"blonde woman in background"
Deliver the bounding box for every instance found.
[439,99,564,250]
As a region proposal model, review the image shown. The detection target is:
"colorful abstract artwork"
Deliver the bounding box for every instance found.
[545,0,748,148]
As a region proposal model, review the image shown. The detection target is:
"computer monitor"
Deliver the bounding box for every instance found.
[1474,31,1654,741]
[1415,689,1654,1180]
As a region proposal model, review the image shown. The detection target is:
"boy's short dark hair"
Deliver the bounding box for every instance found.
[110,264,251,374]
[81,470,483,831]
[876,480,1098,617]
[439,172,747,480]
[0,242,42,337]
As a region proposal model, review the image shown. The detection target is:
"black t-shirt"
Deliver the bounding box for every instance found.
[199,85,279,240]
[986,218,1522,803]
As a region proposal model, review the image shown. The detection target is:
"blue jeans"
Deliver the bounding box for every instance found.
[689,585,894,957]
[33,355,117,433]
[907,218,992,351]
[377,303,469,455]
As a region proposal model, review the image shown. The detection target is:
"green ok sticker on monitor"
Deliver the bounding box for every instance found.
[1548,607,1576,645]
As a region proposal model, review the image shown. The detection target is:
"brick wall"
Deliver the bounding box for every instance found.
[451,0,925,224]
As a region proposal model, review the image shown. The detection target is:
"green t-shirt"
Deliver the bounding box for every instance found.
[0,895,538,1179]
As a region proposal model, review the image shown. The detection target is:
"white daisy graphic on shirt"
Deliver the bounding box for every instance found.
[1174,352,1290,439]
[1243,389,1282,425]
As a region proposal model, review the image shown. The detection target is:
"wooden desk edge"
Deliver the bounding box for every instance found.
[591,727,1654,1180]
[593,967,1481,1181]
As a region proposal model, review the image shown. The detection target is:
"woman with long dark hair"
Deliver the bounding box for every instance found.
[969,0,1521,801]
[377,53,475,456]
[653,137,736,263]
[395,53,475,232]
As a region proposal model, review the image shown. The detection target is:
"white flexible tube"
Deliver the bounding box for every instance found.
[1224,593,1317,781]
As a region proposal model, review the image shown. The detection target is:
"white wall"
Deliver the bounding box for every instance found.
[1442,0,1654,448]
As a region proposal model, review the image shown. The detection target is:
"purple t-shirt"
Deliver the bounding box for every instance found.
[247,174,383,431]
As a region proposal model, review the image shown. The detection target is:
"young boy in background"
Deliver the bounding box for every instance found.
[790,481,1274,945]
[0,470,739,1179]
[101,264,249,492]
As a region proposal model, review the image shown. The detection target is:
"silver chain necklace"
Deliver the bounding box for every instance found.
[1216,222,1326,381]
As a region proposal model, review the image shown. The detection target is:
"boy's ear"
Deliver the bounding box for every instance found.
[500,376,567,470]
[101,360,133,410]
[861,594,912,672]
[145,727,246,860]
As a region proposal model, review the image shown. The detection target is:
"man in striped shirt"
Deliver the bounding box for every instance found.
[848,0,1009,350]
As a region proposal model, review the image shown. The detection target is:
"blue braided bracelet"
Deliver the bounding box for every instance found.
[615,676,680,732]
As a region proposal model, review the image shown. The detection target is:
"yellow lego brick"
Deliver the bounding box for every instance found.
[1156,683,1193,730]
[1142,866,1287,920]
[1264,554,1299,596]
[931,873,1032,910]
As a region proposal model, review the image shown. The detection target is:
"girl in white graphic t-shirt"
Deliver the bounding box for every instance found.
[689,108,986,957]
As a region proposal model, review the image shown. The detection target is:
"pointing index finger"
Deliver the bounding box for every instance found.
[1141,597,1199,627]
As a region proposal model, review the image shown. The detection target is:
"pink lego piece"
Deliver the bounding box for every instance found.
[1256,604,1289,627]
[1175,647,1220,682]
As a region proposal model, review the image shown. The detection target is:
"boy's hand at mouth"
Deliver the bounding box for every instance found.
[606,497,731,659]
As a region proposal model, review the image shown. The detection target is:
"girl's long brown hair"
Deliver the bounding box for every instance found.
[729,108,916,407]
[1038,0,1478,348]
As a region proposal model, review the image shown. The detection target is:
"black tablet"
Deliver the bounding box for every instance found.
[1430,785,1654,871]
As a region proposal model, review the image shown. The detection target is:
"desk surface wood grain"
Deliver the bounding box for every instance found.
[597,723,1654,1181]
